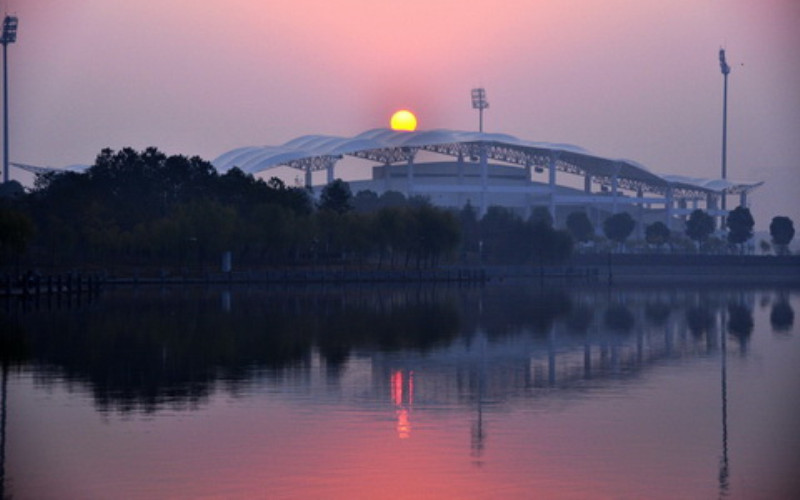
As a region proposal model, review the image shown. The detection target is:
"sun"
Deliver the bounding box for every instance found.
[390,110,417,131]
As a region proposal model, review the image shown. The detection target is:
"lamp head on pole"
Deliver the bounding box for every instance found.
[1,16,18,45]
[471,88,488,110]
[719,48,730,76]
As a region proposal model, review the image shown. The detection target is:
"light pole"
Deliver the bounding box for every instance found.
[719,49,730,211]
[1,15,18,184]
[471,88,488,133]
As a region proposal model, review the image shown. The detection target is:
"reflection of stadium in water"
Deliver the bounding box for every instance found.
[252,286,769,443]
[4,284,782,419]
[4,284,797,499]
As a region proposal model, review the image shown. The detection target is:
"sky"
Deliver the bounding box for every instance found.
[3,0,799,230]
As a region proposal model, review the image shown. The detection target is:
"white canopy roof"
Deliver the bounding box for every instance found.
[213,128,763,198]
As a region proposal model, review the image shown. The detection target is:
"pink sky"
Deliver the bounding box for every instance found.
[5,0,800,229]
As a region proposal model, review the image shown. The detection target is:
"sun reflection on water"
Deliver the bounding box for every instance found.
[391,370,413,439]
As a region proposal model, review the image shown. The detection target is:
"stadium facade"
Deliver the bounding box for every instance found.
[212,128,762,232]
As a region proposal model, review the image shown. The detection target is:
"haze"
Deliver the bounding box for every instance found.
[6,0,799,229]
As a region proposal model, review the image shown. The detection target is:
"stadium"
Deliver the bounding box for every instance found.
[211,127,763,234]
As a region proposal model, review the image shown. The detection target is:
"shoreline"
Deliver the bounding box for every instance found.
[2,254,799,296]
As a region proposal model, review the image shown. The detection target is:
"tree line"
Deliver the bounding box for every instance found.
[0,146,795,271]
[0,148,465,271]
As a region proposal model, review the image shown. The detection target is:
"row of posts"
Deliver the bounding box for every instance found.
[2,273,102,299]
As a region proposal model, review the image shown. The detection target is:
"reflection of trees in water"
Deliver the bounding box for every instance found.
[644,302,671,327]
[727,303,754,352]
[770,298,794,333]
[9,287,462,413]
[3,285,793,413]
[564,305,593,336]
[686,305,715,339]
[603,304,635,336]
[475,286,572,337]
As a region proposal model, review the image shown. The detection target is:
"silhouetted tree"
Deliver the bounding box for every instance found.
[411,204,460,267]
[726,206,754,248]
[480,206,530,264]
[529,206,553,227]
[0,205,35,265]
[352,190,380,213]
[458,201,480,262]
[769,216,795,255]
[319,179,353,214]
[0,179,24,200]
[530,220,573,266]
[566,211,594,243]
[377,190,407,209]
[645,221,671,249]
[685,209,715,249]
[603,212,636,249]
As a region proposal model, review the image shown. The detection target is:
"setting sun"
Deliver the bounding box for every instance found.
[390,110,417,131]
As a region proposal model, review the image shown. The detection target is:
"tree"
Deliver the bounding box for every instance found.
[566,211,594,243]
[458,201,480,262]
[603,212,635,249]
[0,206,35,265]
[769,216,795,255]
[411,205,460,267]
[318,179,353,214]
[530,220,573,266]
[0,180,24,200]
[529,206,553,227]
[480,206,529,264]
[352,190,380,213]
[377,190,407,209]
[373,207,406,268]
[726,206,754,247]
[685,209,715,249]
[645,221,671,249]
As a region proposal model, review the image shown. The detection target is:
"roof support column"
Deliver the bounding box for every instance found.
[305,166,313,191]
[584,174,592,193]
[665,187,674,230]
[457,152,464,184]
[525,161,532,220]
[637,188,645,239]
[326,164,334,185]
[739,192,747,207]
[548,152,558,219]
[480,143,488,217]
[707,192,717,212]
[611,162,620,213]
[405,148,417,199]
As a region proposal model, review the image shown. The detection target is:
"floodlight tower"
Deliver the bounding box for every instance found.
[719,48,730,211]
[471,88,488,133]
[1,15,18,184]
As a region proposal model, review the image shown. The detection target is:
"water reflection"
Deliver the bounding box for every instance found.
[770,295,795,333]
[2,283,799,498]
[2,284,789,415]
[391,370,413,439]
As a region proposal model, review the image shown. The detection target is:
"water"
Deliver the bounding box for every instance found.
[2,283,799,499]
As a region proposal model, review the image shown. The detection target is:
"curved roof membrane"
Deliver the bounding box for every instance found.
[212,128,762,198]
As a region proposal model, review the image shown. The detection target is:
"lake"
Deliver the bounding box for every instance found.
[2,281,799,499]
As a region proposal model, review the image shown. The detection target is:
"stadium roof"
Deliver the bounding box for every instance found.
[212,128,763,199]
